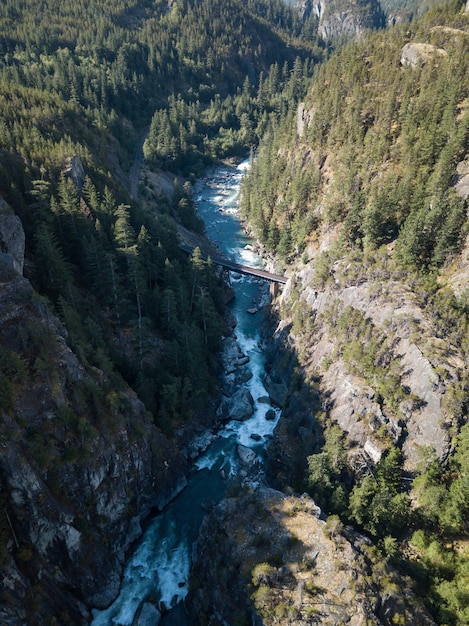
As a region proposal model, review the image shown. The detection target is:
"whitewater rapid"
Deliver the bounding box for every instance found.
[91,158,280,625]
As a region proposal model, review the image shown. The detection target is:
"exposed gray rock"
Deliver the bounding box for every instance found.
[364,438,383,464]
[265,409,276,421]
[294,0,313,21]
[0,266,189,622]
[400,42,447,68]
[185,430,217,460]
[312,0,383,41]
[237,444,257,465]
[221,336,246,374]
[455,159,469,199]
[276,261,457,470]
[135,602,161,626]
[263,375,287,407]
[220,387,254,421]
[64,154,86,191]
[0,197,25,275]
[297,102,314,137]
[187,488,436,626]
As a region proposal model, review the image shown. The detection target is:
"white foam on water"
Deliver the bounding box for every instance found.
[219,330,280,448]
[157,539,190,609]
[239,247,261,266]
[194,447,225,471]
[91,518,190,625]
[92,156,267,625]
[237,158,251,171]
[222,407,280,448]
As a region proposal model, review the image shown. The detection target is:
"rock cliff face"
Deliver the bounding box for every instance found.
[260,81,469,483]
[0,261,188,623]
[187,488,436,625]
[270,261,461,474]
[312,0,384,40]
[0,197,25,275]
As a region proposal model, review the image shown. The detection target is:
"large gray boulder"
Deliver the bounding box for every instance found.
[219,387,254,421]
[400,42,446,68]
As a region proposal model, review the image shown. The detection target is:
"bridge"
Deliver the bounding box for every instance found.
[179,244,288,285]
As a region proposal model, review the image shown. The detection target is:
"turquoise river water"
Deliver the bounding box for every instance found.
[91,158,280,625]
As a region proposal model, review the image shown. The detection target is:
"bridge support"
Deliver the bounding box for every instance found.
[270,282,279,298]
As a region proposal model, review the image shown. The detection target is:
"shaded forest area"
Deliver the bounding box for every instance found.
[0,0,322,433]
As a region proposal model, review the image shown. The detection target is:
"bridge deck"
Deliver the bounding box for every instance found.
[179,244,287,284]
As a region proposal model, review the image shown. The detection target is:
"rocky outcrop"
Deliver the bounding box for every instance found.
[272,262,458,472]
[294,0,314,21]
[312,0,384,41]
[400,42,447,68]
[187,488,436,625]
[63,154,86,191]
[0,265,188,624]
[0,197,25,275]
[455,159,469,199]
[297,102,314,138]
[217,337,256,420]
[135,602,161,625]
[220,387,255,421]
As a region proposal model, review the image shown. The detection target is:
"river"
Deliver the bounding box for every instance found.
[91,158,280,626]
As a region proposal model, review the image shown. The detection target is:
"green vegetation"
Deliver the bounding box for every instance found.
[0,0,324,436]
[239,2,469,624]
[380,0,443,21]
[241,1,469,269]
[2,0,469,623]
[407,428,469,624]
[0,0,324,176]
[0,3,327,620]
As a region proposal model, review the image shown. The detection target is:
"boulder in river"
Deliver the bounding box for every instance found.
[263,375,287,407]
[265,409,276,421]
[136,602,161,626]
[237,367,253,384]
[237,444,257,465]
[219,387,254,421]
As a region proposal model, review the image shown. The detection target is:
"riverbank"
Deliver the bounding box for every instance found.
[91,158,283,625]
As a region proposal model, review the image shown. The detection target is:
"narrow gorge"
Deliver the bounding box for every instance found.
[0,1,468,624]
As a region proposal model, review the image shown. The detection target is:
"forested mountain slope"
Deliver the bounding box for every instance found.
[239,1,469,623]
[2,0,467,623]
[0,0,324,623]
[381,0,443,21]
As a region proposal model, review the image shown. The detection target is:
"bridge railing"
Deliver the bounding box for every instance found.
[179,244,287,284]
